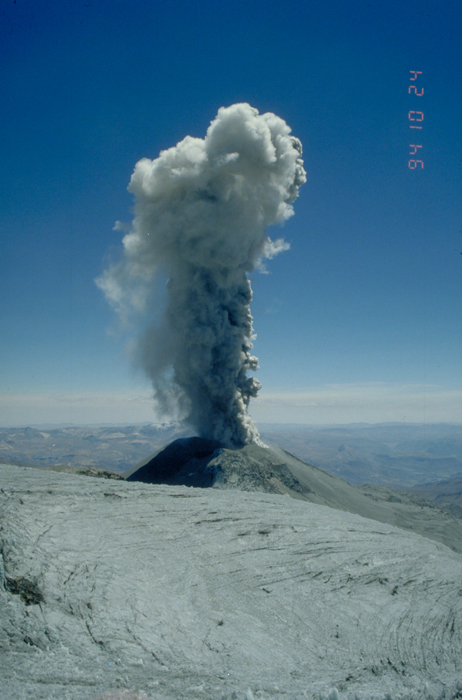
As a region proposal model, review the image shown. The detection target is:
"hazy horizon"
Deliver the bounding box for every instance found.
[2,419,461,430]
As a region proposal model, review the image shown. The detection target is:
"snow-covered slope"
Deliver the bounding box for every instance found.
[1,463,462,700]
[126,439,462,554]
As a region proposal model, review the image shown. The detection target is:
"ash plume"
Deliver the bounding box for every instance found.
[97,103,306,447]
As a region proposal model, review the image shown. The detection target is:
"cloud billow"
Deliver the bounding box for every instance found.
[97,103,306,447]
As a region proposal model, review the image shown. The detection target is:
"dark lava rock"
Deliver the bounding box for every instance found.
[126,437,222,486]
[5,577,44,606]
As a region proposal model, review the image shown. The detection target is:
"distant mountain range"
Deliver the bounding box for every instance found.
[0,423,190,472]
[258,423,462,487]
[1,422,462,513]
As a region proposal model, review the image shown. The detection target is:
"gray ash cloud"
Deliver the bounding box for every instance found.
[97,104,305,447]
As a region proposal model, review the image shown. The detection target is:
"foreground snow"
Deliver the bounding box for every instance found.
[1,464,462,700]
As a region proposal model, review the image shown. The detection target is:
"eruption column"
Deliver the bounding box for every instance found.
[97,103,306,447]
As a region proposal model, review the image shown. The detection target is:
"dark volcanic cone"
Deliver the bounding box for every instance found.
[124,437,359,503]
[125,437,223,487]
[127,437,389,506]
[125,437,307,494]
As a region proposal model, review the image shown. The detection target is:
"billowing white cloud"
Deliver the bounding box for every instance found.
[96,104,306,447]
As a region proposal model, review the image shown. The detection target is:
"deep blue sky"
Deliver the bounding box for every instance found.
[1,0,461,426]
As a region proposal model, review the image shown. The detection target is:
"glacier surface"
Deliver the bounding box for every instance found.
[1,463,462,700]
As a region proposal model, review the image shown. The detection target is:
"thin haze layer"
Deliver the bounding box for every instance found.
[97,103,306,447]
